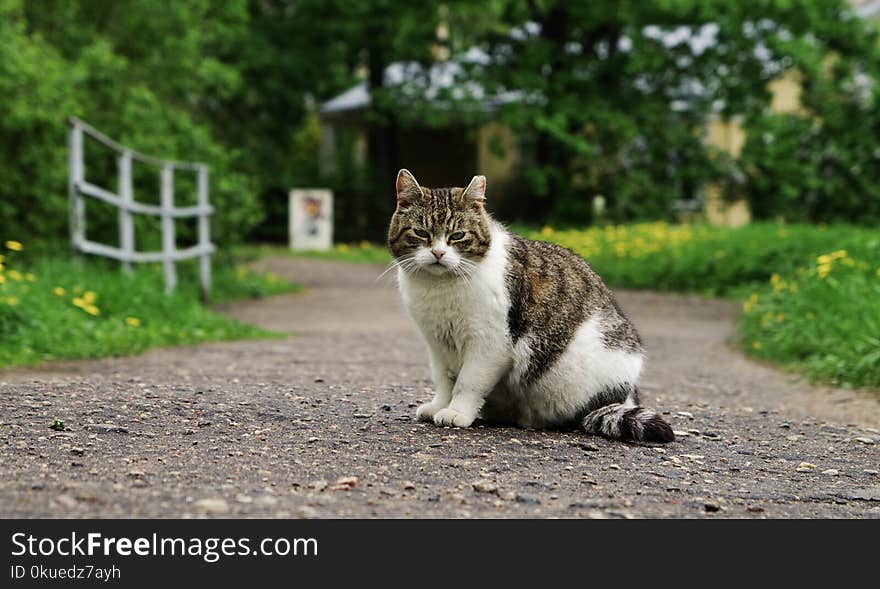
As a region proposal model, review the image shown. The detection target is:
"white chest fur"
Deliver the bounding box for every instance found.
[397,227,511,370]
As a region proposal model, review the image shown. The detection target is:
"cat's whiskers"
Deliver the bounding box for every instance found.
[375,254,417,282]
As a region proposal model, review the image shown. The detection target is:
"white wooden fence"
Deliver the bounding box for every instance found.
[67,118,214,299]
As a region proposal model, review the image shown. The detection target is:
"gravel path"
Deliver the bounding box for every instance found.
[1,257,878,518]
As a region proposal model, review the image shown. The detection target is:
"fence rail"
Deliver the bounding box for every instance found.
[67,117,213,299]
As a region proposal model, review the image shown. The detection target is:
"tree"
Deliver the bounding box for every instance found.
[474,0,880,225]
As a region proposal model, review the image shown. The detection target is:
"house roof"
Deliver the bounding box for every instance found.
[320,47,495,116]
[321,8,878,116]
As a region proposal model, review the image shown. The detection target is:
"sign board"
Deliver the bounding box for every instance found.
[289,189,333,251]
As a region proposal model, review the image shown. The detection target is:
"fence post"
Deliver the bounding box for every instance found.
[197,165,211,302]
[117,151,134,274]
[68,123,85,251]
[160,164,177,292]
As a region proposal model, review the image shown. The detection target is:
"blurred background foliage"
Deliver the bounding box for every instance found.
[1,0,879,246]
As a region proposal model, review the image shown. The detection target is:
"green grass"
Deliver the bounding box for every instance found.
[237,242,391,265]
[526,223,880,389]
[237,227,880,387]
[0,243,299,368]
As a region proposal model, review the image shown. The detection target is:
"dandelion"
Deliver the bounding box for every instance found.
[770,273,787,292]
[8,270,22,281]
[125,316,141,327]
[83,305,100,316]
[25,273,36,282]
[72,297,86,308]
[83,291,97,304]
[743,293,759,314]
[53,287,65,296]
[5,296,18,306]
[5,240,23,251]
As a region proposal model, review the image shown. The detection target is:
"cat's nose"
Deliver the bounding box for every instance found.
[431,249,445,261]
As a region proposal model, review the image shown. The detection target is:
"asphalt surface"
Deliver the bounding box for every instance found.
[1,257,878,518]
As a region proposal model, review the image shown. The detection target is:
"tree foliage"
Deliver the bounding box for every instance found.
[2,0,879,247]
[476,0,880,225]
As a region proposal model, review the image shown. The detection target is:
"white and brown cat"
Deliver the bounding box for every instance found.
[388,169,674,443]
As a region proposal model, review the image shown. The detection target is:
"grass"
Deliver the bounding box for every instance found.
[0,240,299,368]
[526,223,880,389]
[237,242,391,265]
[238,223,880,388]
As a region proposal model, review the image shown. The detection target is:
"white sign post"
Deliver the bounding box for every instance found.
[289,189,333,251]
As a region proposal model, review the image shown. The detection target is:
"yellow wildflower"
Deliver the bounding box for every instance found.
[125,316,141,327]
[72,297,86,308]
[25,273,36,282]
[83,305,100,316]
[83,291,97,304]
[5,296,18,306]
[53,287,65,296]
[5,240,23,251]
[8,270,22,281]
[742,293,759,314]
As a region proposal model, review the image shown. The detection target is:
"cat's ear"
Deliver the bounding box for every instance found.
[462,175,486,209]
[396,169,422,208]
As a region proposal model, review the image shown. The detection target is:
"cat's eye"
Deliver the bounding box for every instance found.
[448,231,466,241]
[413,228,430,239]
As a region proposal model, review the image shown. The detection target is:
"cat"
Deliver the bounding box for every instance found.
[387,169,674,444]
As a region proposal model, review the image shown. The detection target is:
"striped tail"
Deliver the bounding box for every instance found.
[582,403,675,444]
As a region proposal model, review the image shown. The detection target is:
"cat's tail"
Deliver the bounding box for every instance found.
[582,402,675,444]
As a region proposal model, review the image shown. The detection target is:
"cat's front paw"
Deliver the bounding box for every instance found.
[415,402,444,422]
[433,408,475,428]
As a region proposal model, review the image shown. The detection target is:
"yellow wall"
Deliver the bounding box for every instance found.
[701,68,808,226]
[477,122,518,184]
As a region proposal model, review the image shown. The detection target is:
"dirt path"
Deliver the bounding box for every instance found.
[1,257,878,518]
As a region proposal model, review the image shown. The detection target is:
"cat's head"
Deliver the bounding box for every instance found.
[387,169,491,277]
